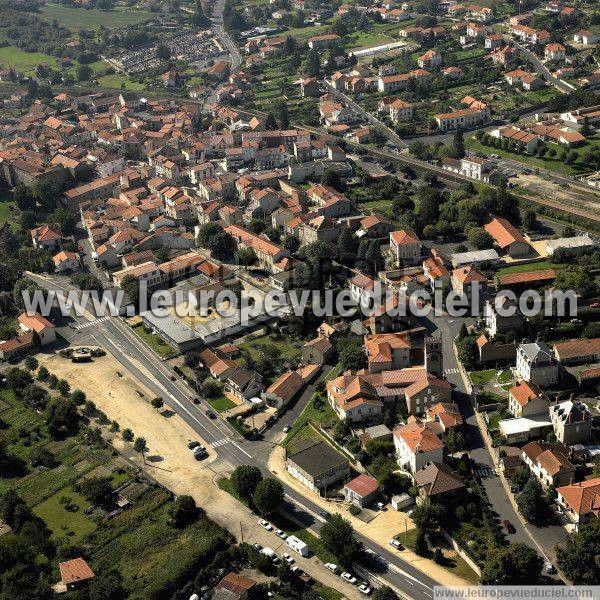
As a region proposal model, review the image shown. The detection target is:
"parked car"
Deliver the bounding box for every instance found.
[192,397,201,405]
[503,520,515,534]
[358,583,372,595]
[325,563,338,573]
[341,572,357,584]
[205,410,216,419]
[194,449,208,460]
[275,529,287,539]
[290,566,302,575]
[193,445,206,454]
[169,374,176,381]
[188,441,200,450]
[253,543,262,551]
[282,553,294,564]
[389,538,403,550]
[282,424,291,433]
[545,562,556,574]
[259,519,273,531]
[319,510,331,520]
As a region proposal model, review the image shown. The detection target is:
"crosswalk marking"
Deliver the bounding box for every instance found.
[444,368,460,376]
[76,316,111,330]
[475,466,496,478]
[211,438,231,449]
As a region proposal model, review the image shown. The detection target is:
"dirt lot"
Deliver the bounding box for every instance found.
[37,351,363,599]
[37,352,218,487]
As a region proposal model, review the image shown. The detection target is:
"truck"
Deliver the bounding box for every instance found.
[286,535,309,557]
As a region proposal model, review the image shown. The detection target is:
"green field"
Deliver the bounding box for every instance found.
[282,394,338,445]
[33,488,97,542]
[131,323,176,358]
[206,394,236,413]
[97,73,146,90]
[496,260,567,276]
[466,135,600,176]
[238,332,304,363]
[0,46,57,73]
[41,3,156,30]
[469,369,496,386]
[0,196,17,227]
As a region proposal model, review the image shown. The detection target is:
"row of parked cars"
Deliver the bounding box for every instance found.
[259,519,372,594]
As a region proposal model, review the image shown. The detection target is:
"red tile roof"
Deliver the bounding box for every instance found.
[59,558,95,585]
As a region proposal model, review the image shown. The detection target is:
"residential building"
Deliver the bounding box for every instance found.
[389,99,414,123]
[214,572,256,600]
[508,381,549,418]
[393,416,445,473]
[515,341,559,387]
[53,250,80,273]
[344,474,380,507]
[545,235,595,256]
[434,106,488,131]
[484,216,530,257]
[31,224,62,251]
[390,229,421,266]
[414,462,465,503]
[365,333,411,373]
[484,297,523,337]
[18,312,56,346]
[226,368,264,402]
[545,43,566,60]
[59,558,95,591]
[285,438,350,492]
[573,31,598,45]
[302,336,334,365]
[553,338,600,365]
[425,402,463,431]
[521,441,575,488]
[549,400,593,445]
[326,371,383,422]
[557,478,600,531]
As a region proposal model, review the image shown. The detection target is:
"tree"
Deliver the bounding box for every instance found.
[373,586,398,600]
[322,168,342,191]
[231,465,263,500]
[453,128,465,158]
[517,476,552,525]
[151,397,164,411]
[169,494,201,528]
[71,389,86,405]
[29,447,56,468]
[209,231,235,260]
[339,345,367,372]
[122,428,134,442]
[252,478,285,515]
[467,227,494,250]
[134,437,148,463]
[21,385,48,409]
[5,367,33,391]
[265,112,278,130]
[76,64,93,81]
[481,543,543,585]
[414,529,428,556]
[89,569,127,600]
[79,476,113,505]
[196,222,222,249]
[457,337,477,370]
[237,247,257,267]
[184,351,201,369]
[411,501,444,534]
[13,184,35,211]
[24,356,38,371]
[156,44,170,60]
[56,378,71,397]
[556,520,600,584]
[121,274,140,305]
[282,235,300,254]
[45,397,80,438]
[523,209,537,230]
[37,365,49,381]
[305,48,321,76]
[320,514,361,566]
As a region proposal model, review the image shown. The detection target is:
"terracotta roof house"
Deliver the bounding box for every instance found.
[425,402,463,431]
[414,462,465,502]
[214,572,256,600]
[484,216,530,258]
[31,223,62,251]
[365,333,411,373]
[557,478,600,530]
[18,312,56,346]
[302,336,334,365]
[390,229,421,267]
[0,331,34,361]
[393,416,445,472]
[508,381,549,418]
[522,441,575,488]
[553,337,600,365]
[59,558,95,590]
[344,474,380,507]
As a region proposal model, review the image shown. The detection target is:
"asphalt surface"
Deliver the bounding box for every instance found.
[28,273,437,600]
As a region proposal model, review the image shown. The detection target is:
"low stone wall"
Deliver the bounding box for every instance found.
[440,529,482,578]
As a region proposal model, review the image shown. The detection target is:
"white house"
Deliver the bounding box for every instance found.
[393,417,444,473]
[515,341,559,387]
[18,312,56,346]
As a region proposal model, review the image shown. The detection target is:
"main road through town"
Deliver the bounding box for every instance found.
[27,272,438,600]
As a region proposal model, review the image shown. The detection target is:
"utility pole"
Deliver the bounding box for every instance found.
[240,521,243,543]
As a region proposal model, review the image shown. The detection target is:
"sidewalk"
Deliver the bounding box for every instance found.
[269,445,473,588]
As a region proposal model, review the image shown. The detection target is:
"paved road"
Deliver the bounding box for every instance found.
[28,273,436,600]
[322,81,408,149]
[510,38,574,94]
[211,0,242,69]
